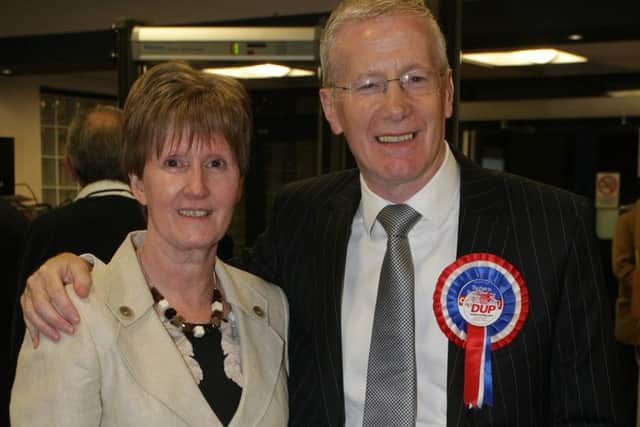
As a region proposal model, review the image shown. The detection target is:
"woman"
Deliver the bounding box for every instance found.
[11,62,289,426]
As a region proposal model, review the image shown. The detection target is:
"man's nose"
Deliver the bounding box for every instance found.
[382,79,411,120]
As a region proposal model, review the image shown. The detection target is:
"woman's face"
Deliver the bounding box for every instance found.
[130,134,242,258]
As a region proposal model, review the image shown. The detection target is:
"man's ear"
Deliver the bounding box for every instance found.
[319,88,344,135]
[443,70,454,119]
[129,173,147,206]
[64,154,82,185]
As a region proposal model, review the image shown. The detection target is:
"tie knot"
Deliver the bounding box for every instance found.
[377,204,421,237]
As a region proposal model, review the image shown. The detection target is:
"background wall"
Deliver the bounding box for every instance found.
[0,73,117,199]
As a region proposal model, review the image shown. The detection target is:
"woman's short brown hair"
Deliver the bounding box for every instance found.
[122,61,252,178]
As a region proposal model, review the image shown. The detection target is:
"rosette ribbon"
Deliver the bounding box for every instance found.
[433,253,528,409]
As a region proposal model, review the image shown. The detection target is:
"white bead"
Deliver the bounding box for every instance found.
[212,301,224,312]
[158,299,170,312]
[193,325,205,338]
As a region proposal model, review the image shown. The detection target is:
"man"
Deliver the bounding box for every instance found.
[10,106,146,397]
[20,1,621,425]
[613,197,640,321]
[612,196,640,425]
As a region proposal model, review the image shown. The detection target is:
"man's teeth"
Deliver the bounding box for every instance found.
[179,209,209,217]
[377,133,414,143]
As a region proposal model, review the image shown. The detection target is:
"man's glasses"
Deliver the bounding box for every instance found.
[330,70,443,97]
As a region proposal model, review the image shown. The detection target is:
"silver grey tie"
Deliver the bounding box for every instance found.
[362,204,421,427]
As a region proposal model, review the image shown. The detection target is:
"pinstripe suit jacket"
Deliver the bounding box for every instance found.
[241,145,621,426]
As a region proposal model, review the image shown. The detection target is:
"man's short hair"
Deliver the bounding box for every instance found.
[319,0,449,86]
[66,106,126,184]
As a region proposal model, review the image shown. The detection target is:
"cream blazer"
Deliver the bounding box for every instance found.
[11,232,289,427]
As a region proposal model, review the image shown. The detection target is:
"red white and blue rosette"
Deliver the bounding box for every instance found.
[433,252,528,409]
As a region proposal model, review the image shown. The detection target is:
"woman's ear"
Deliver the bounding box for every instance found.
[129,173,147,205]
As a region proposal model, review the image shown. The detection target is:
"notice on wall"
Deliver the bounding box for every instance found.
[595,172,620,209]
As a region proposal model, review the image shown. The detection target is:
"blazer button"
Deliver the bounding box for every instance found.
[119,306,134,319]
[253,306,264,317]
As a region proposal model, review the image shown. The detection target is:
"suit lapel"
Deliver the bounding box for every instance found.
[102,236,220,426]
[455,151,509,256]
[215,261,285,427]
[446,147,511,426]
[312,172,361,426]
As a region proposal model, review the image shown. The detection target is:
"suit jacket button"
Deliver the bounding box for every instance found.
[253,306,264,317]
[119,306,134,318]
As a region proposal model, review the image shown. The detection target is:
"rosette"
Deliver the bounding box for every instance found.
[433,252,528,408]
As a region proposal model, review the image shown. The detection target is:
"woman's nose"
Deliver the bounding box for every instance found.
[185,165,208,196]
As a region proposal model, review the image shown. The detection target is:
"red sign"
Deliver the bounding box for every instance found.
[595,172,620,208]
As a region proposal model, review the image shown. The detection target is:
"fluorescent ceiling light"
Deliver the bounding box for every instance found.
[133,26,317,42]
[462,49,587,67]
[607,89,640,97]
[204,63,315,79]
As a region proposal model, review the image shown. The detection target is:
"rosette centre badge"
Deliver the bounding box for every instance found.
[433,253,528,409]
[459,281,503,327]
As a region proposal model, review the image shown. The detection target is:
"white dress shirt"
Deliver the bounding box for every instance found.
[342,143,460,427]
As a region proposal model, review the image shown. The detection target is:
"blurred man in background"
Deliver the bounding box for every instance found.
[9,106,146,400]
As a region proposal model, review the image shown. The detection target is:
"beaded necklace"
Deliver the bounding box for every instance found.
[150,284,226,338]
[137,249,226,338]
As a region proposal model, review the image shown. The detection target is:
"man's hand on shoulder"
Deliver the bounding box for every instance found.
[22,252,93,347]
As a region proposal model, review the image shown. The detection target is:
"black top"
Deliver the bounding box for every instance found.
[187,328,242,426]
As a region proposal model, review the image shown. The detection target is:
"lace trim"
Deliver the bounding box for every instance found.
[154,305,243,387]
[220,311,243,387]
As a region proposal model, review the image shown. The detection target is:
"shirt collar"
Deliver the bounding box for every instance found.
[360,142,460,236]
[74,180,135,201]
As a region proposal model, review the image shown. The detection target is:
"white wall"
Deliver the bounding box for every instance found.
[0,78,40,200]
[0,71,117,201]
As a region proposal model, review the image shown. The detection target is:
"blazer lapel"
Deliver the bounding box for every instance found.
[214,261,285,427]
[312,172,361,426]
[102,237,219,427]
[446,148,511,427]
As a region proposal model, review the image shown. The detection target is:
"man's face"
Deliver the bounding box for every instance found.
[320,14,454,202]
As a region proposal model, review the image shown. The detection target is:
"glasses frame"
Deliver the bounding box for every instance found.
[329,70,446,96]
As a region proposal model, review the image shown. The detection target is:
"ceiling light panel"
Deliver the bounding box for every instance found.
[462,48,587,67]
